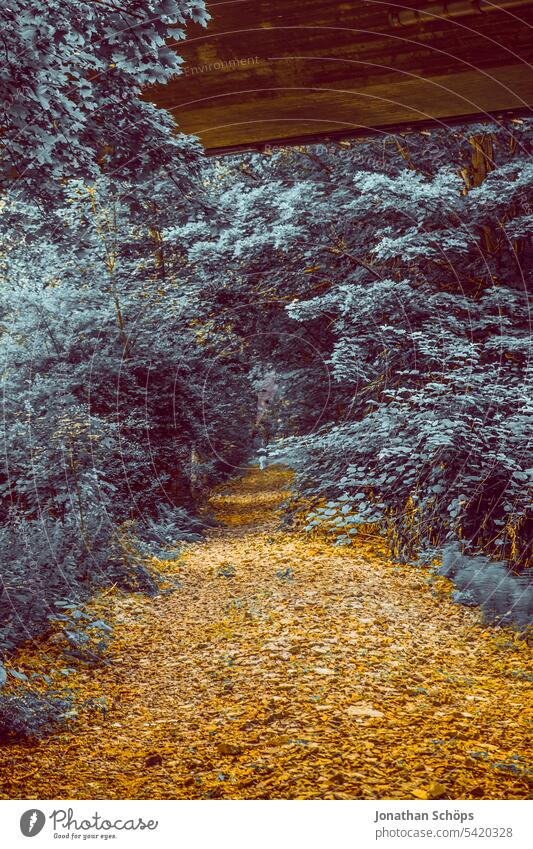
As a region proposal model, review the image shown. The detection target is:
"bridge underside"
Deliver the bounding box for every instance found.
[146,0,533,153]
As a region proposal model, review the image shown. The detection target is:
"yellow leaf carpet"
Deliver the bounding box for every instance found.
[0,466,531,799]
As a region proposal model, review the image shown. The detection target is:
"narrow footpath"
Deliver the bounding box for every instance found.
[0,467,530,799]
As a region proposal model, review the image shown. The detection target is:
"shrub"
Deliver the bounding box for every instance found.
[0,684,74,742]
[438,544,533,629]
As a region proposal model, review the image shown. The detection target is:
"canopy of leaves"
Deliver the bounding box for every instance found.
[0,0,209,201]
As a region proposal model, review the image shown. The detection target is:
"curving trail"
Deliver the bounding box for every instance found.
[0,466,531,800]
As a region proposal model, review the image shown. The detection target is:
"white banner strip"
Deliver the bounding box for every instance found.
[1,799,531,848]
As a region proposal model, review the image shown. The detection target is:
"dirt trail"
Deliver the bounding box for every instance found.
[0,466,531,799]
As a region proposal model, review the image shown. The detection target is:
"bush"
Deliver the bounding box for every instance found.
[438,544,533,629]
[0,509,112,656]
[0,684,74,742]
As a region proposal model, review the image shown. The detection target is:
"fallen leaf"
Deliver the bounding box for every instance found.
[345,703,384,718]
[217,743,243,756]
[412,788,429,799]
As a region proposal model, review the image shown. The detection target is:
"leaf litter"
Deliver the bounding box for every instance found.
[0,466,531,800]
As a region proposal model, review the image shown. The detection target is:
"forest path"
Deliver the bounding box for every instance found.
[0,466,531,800]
